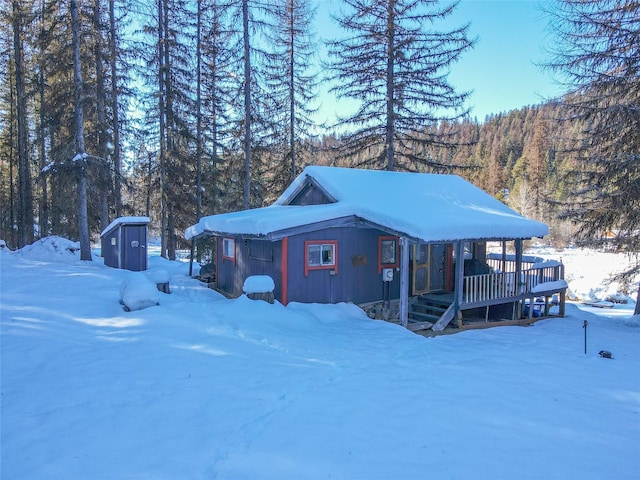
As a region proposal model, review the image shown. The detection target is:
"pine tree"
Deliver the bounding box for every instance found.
[326,0,474,171]
[10,0,35,247]
[263,0,319,188]
[544,0,640,310]
[71,0,91,261]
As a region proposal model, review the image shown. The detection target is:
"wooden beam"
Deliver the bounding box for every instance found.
[399,237,410,328]
[454,241,465,308]
[515,239,523,319]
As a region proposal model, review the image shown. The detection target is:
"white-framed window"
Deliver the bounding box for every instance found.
[304,240,337,276]
[222,237,235,263]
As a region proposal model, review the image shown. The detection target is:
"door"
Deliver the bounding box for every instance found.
[412,243,446,295]
[412,243,429,295]
[428,243,446,291]
[124,226,146,271]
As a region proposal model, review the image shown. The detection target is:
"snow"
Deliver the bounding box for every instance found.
[186,166,548,242]
[72,152,89,163]
[528,246,639,303]
[119,272,160,311]
[531,279,568,294]
[147,268,170,284]
[243,275,275,294]
[1,238,638,479]
[532,259,563,269]
[100,216,151,237]
[12,236,94,263]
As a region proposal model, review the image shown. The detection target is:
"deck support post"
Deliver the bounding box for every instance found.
[515,239,523,319]
[188,239,195,276]
[399,237,410,328]
[454,241,465,318]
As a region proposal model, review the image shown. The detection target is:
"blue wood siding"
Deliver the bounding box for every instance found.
[216,238,283,300]
[288,181,332,205]
[101,230,121,268]
[286,227,400,304]
[215,227,400,305]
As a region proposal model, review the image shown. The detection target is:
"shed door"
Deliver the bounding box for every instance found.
[412,243,446,295]
[124,226,146,271]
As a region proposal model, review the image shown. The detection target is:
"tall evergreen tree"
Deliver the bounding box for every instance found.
[10,0,34,247]
[326,0,474,171]
[264,0,319,187]
[71,0,91,261]
[200,0,238,215]
[544,0,640,311]
[139,0,197,259]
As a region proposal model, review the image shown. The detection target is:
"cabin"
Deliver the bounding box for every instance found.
[185,166,567,332]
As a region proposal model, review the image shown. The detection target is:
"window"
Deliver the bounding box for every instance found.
[222,238,235,263]
[305,240,337,276]
[378,236,399,273]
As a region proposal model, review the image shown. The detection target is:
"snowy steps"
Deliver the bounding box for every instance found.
[407,295,453,331]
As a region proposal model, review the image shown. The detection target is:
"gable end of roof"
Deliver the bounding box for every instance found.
[279,175,337,206]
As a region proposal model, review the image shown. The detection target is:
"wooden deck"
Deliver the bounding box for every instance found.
[407,259,566,332]
[364,256,567,334]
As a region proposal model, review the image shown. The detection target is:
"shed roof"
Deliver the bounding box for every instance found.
[185,166,548,242]
[100,216,150,238]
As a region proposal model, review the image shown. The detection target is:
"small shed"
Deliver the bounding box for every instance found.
[101,216,150,271]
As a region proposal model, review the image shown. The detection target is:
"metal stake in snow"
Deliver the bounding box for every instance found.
[583,320,588,354]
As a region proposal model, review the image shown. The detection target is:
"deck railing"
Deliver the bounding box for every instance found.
[462,261,565,305]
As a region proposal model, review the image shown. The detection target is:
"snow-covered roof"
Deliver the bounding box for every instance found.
[101,216,151,237]
[185,166,548,242]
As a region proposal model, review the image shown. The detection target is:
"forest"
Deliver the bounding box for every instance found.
[1,0,638,285]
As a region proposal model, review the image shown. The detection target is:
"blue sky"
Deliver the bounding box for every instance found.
[314,0,565,123]
[446,0,563,120]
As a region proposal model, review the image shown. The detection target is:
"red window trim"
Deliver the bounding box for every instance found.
[222,237,236,264]
[304,240,338,276]
[378,235,399,273]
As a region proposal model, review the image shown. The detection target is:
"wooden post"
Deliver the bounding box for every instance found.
[454,241,464,313]
[515,239,523,319]
[399,237,410,328]
[188,238,195,276]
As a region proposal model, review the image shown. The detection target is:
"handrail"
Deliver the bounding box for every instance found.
[462,263,565,305]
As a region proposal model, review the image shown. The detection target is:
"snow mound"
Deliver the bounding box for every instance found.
[146,268,170,285]
[624,314,640,327]
[243,275,275,294]
[120,272,160,311]
[17,236,82,263]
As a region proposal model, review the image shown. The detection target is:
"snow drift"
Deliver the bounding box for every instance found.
[1,238,638,479]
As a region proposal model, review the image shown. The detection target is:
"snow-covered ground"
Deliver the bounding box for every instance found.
[1,238,638,479]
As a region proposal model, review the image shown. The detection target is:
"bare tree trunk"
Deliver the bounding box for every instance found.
[288,0,296,180]
[635,283,640,316]
[94,0,109,232]
[196,0,202,221]
[109,0,122,218]
[242,0,251,209]
[385,0,395,172]
[157,0,167,258]
[8,66,16,248]
[146,152,152,218]
[38,0,49,238]
[71,0,91,261]
[12,0,34,247]
[167,204,176,261]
